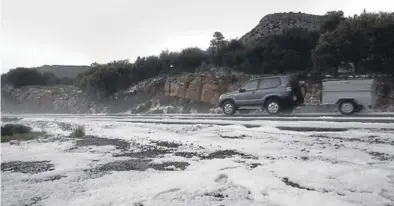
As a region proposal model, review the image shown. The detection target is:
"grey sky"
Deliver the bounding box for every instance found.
[1,0,393,72]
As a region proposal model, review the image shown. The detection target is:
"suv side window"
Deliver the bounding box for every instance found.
[242,80,258,91]
[259,78,281,89]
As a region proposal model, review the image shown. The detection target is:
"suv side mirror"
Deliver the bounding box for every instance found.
[239,88,246,92]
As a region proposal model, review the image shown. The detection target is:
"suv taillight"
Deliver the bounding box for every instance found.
[285,82,292,91]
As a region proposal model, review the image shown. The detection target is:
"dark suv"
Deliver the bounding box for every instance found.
[218,75,306,115]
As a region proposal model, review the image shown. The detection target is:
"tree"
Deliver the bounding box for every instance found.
[239,28,320,74]
[313,11,394,75]
[159,50,180,75]
[210,31,226,48]
[1,68,48,87]
[320,10,345,33]
[76,60,134,97]
[178,47,207,72]
[209,32,228,66]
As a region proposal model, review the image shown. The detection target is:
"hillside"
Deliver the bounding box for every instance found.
[2,10,394,114]
[34,65,90,78]
[240,12,325,45]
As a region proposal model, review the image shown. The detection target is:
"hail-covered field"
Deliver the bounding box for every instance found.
[1,115,394,206]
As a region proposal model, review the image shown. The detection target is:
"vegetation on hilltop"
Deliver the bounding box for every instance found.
[34,65,91,78]
[1,68,74,88]
[2,10,393,97]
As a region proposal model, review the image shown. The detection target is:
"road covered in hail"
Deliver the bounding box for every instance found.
[1,114,394,206]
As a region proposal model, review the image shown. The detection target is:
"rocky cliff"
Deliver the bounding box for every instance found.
[240,12,325,45]
[1,71,256,114]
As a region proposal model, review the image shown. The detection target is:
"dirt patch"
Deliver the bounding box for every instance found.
[282,177,315,191]
[201,150,257,160]
[96,159,151,172]
[369,152,394,161]
[220,134,247,139]
[27,175,67,183]
[76,135,130,150]
[93,159,190,172]
[174,151,199,158]
[311,135,394,145]
[23,197,42,206]
[243,124,261,128]
[152,141,181,148]
[114,148,172,159]
[1,161,54,174]
[277,126,348,132]
[199,185,253,204]
[150,162,190,171]
[203,192,227,199]
[249,163,262,169]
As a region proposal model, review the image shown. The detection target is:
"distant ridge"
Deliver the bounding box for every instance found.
[34,65,91,78]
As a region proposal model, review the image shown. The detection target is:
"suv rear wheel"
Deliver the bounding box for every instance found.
[265,98,281,115]
[222,101,236,115]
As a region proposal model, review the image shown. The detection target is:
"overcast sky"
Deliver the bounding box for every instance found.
[1,0,393,72]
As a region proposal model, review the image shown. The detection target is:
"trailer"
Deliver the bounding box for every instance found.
[321,78,378,115]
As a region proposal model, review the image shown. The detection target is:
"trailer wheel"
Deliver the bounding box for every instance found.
[338,101,356,115]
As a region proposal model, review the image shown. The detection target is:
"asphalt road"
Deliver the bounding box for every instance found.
[3,112,394,124]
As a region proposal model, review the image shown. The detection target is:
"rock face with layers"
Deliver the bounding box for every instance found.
[164,72,254,105]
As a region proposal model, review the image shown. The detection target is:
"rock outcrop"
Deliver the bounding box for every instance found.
[164,72,254,105]
[240,12,325,45]
[1,85,107,114]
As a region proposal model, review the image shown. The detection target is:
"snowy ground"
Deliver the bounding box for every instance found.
[1,115,394,206]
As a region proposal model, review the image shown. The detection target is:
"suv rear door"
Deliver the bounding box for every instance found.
[254,77,282,104]
[234,80,259,105]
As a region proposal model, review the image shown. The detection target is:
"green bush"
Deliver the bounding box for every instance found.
[1,124,44,142]
[1,124,32,136]
[70,126,86,138]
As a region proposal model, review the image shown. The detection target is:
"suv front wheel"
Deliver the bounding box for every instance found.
[265,98,281,115]
[222,101,236,115]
